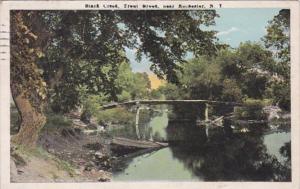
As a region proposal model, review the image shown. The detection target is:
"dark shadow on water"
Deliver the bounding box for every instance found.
[166,121,291,181]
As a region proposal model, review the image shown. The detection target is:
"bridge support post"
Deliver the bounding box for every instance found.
[205,103,209,122]
[135,105,141,140]
[205,124,209,139]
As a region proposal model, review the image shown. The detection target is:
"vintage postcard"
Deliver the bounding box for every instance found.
[0,1,299,189]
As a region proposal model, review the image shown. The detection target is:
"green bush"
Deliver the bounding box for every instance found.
[43,113,72,131]
[234,99,270,120]
[221,78,243,102]
[243,98,272,107]
[79,94,109,123]
[265,81,290,111]
[96,107,134,125]
[117,91,131,102]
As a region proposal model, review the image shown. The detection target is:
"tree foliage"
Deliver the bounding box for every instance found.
[38,11,128,112]
[263,9,290,79]
[115,62,151,101]
[217,42,274,99]
[26,10,221,112]
[116,10,220,82]
[160,42,275,102]
[263,9,290,110]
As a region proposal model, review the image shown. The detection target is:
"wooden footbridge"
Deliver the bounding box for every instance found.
[101,99,243,140]
[101,99,242,109]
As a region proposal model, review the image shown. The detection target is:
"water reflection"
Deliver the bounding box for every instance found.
[112,106,291,182]
[113,148,200,181]
[167,121,291,181]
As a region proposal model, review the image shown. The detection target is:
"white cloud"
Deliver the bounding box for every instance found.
[216,27,240,36]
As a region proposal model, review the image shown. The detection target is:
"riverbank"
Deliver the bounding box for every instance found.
[10,111,113,182]
[11,129,112,182]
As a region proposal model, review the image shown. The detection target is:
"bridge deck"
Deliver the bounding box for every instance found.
[101,99,243,110]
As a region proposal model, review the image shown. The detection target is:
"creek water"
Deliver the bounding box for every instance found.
[112,107,291,181]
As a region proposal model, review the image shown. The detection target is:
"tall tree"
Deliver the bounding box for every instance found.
[262,9,290,110]
[10,11,47,146]
[263,9,290,79]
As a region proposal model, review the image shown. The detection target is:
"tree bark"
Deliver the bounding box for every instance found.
[11,92,46,147]
[10,11,47,148]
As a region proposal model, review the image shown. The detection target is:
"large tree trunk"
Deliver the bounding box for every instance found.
[11,92,46,147]
[10,11,48,148]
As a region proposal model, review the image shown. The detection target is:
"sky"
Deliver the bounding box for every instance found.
[127,8,281,73]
